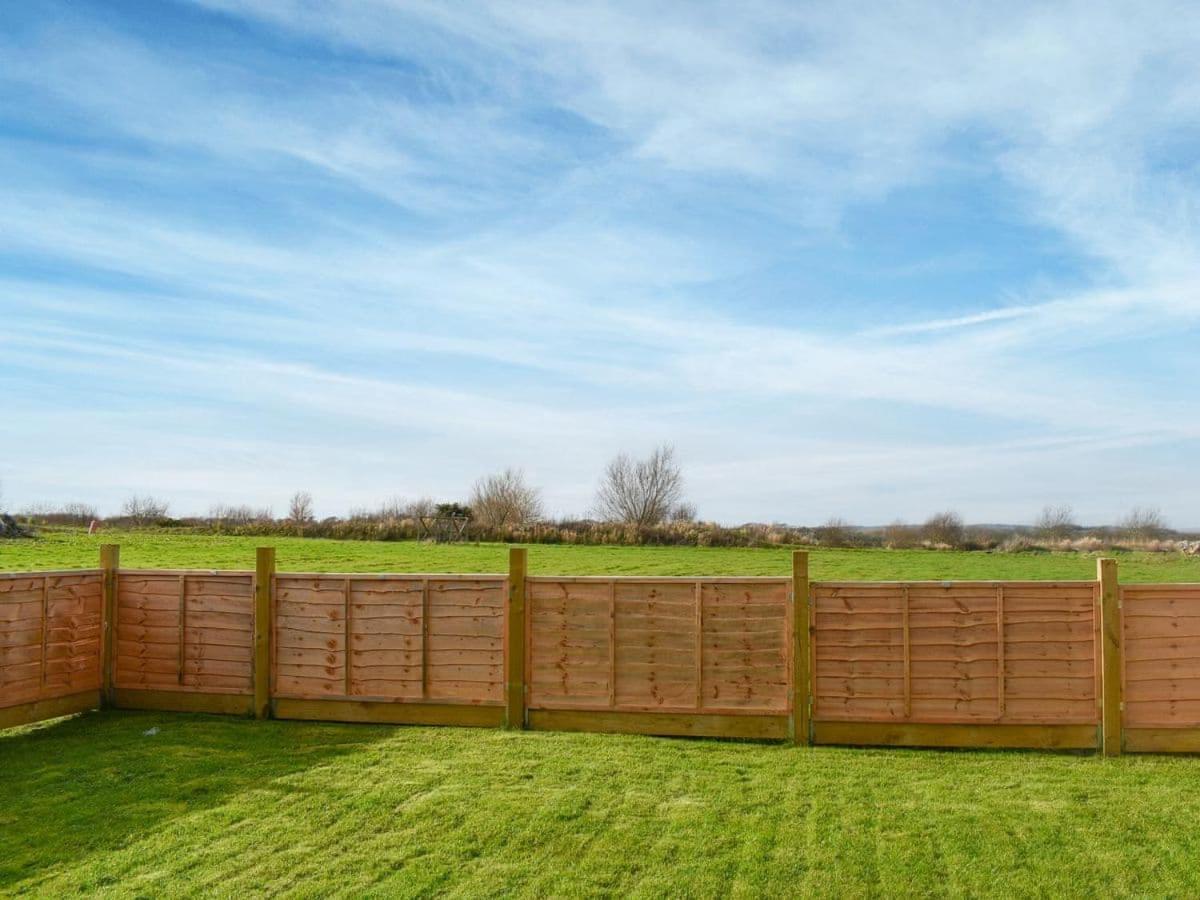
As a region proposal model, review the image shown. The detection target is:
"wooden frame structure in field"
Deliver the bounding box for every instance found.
[4,546,1200,755]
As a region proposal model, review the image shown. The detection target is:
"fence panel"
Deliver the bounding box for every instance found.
[272,574,505,706]
[114,571,254,697]
[1,571,103,727]
[527,576,790,733]
[811,581,1099,748]
[112,570,255,715]
[1123,584,1200,750]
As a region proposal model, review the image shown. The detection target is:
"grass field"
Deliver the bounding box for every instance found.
[3,529,1200,581]
[3,710,1200,897]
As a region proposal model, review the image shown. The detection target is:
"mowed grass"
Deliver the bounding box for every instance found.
[4,711,1200,897]
[3,529,1200,581]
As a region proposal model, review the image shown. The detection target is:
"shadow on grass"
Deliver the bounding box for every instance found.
[0,709,392,889]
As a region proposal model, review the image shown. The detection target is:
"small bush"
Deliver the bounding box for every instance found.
[922,511,965,549]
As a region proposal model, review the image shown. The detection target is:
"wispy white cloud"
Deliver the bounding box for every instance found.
[1,1,1199,523]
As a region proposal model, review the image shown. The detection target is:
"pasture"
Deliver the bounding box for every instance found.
[3,528,1200,581]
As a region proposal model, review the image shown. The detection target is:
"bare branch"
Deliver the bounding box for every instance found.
[594,444,686,528]
[922,510,964,548]
[1034,505,1076,541]
[1119,506,1167,542]
[121,495,170,526]
[469,468,543,528]
[288,491,315,526]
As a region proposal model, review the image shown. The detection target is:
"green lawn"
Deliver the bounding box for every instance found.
[2,710,1200,897]
[2,529,1200,581]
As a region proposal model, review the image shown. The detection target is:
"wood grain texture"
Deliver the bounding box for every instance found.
[1124,727,1200,753]
[527,577,789,716]
[528,708,788,739]
[269,573,505,707]
[812,581,1099,726]
[112,688,254,715]
[1122,583,1200,732]
[0,690,99,729]
[273,697,504,727]
[253,548,274,718]
[506,548,528,728]
[792,550,810,745]
[814,721,1098,750]
[100,547,118,705]
[1,572,103,710]
[1098,559,1121,755]
[115,571,254,697]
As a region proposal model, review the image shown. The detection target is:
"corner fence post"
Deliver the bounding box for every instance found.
[254,547,276,720]
[99,544,120,708]
[791,550,811,745]
[1098,557,1122,756]
[506,547,528,730]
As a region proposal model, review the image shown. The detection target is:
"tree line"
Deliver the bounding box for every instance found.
[0,456,1193,551]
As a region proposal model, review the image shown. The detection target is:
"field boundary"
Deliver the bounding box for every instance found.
[5,546,1200,754]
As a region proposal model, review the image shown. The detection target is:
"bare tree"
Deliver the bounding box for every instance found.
[122,495,170,526]
[1120,506,1167,543]
[922,510,965,548]
[376,496,408,523]
[350,497,413,523]
[815,516,853,547]
[62,502,98,524]
[670,502,698,524]
[883,520,919,549]
[210,504,272,525]
[404,497,438,519]
[288,491,314,526]
[1035,505,1077,541]
[594,444,686,528]
[469,468,544,529]
[20,502,98,526]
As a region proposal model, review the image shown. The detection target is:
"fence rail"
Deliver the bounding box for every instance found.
[2,546,1199,754]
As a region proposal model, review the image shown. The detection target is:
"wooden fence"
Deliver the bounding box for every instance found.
[0,570,104,729]
[526,576,790,738]
[3,546,1200,754]
[811,579,1101,750]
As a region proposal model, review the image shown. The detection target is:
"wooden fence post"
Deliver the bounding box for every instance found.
[506,547,528,730]
[99,544,119,708]
[254,547,275,720]
[791,550,811,746]
[1098,557,1122,756]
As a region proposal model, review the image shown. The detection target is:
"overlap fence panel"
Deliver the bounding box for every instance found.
[270,574,505,724]
[113,571,255,713]
[811,581,1100,749]
[525,576,790,737]
[1122,584,1200,751]
[1,570,103,727]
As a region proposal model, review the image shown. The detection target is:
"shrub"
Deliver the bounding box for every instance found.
[1119,506,1167,543]
[122,495,170,526]
[922,511,965,548]
[469,469,543,529]
[1035,505,1077,542]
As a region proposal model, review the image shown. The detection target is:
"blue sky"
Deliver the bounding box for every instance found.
[2,1,1199,526]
